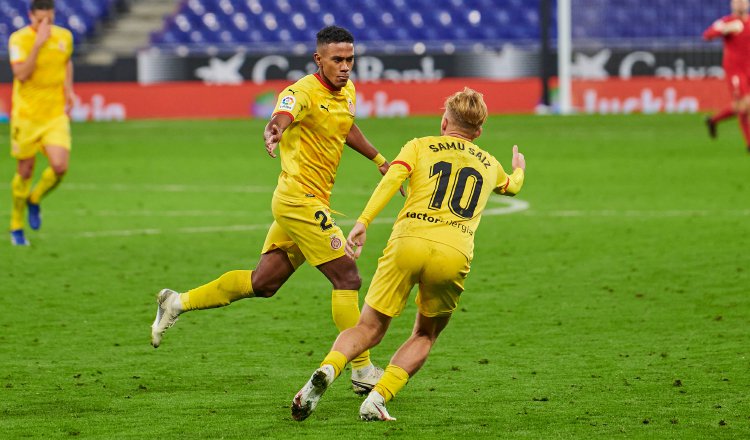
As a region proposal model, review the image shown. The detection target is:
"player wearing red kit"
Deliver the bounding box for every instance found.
[704,0,750,153]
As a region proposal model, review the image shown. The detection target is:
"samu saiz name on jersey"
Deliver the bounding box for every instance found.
[427,141,492,168]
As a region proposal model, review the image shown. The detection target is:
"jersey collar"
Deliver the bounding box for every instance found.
[314,72,342,93]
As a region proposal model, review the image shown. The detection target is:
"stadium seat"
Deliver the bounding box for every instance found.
[0,0,119,52]
[142,0,729,53]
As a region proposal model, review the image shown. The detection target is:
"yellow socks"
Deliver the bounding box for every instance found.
[331,289,371,369]
[10,173,31,230]
[29,167,62,204]
[180,270,254,311]
[373,364,410,402]
[320,350,347,378]
[10,168,64,230]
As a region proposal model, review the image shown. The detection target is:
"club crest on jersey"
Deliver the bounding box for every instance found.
[278,95,296,111]
[330,235,343,250]
[347,98,355,115]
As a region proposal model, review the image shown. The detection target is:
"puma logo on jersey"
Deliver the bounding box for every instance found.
[320,104,329,112]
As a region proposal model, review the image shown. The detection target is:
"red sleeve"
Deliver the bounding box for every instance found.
[704,26,722,40]
[704,17,727,40]
[272,111,295,122]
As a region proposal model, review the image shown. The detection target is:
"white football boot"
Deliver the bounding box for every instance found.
[291,364,335,421]
[351,364,384,395]
[359,390,396,421]
[151,289,181,348]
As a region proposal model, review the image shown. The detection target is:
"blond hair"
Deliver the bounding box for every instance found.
[444,87,488,132]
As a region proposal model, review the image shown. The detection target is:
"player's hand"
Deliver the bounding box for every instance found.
[345,222,367,260]
[34,17,51,48]
[263,123,282,158]
[378,161,406,196]
[511,145,525,171]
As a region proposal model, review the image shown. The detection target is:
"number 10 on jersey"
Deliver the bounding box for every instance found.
[428,161,484,219]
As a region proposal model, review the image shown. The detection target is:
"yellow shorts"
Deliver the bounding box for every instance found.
[261,193,347,267]
[365,236,471,318]
[10,114,72,160]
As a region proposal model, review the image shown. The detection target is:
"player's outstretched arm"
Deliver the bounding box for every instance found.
[704,20,725,40]
[345,123,380,160]
[263,113,292,158]
[345,124,406,195]
[496,145,526,196]
[347,164,410,258]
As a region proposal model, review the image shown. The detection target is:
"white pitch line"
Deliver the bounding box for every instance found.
[62,182,375,196]
[78,228,162,238]
[71,209,260,218]
[523,209,750,218]
[63,183,275,193]
[66,196,529,239]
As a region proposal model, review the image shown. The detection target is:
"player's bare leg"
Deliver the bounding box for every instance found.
[151,249,296,347]
[360,311,451,421]
[27,145,68,231]
[329,304,392,358]
[390,312,451,375]
[15,158,34,180]
[316,254,362,291]
[318,256,384,394]
[250,249,298,297]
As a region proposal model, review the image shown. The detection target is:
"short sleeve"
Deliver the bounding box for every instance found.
[9,33,27,64]
[272,87,310,122]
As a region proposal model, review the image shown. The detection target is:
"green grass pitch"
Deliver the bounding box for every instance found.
[1,114,748,438]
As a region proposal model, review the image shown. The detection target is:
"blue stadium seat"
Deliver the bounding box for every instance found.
[145,0,728,52]
[0,0,728,57]
[0,0,118,51]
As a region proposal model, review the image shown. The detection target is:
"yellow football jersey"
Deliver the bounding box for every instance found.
[9,25,73,121]
[272,73,356,204]
[358,135,525,259]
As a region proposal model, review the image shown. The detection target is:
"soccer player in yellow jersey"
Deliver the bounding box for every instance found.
[151,26,398,394]
[291,87,526,421]
[8,0,74,246]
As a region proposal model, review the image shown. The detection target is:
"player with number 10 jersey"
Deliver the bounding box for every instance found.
[373,134,522,260]
[357,114,524,317]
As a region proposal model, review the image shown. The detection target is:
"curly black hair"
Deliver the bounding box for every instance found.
[30,0,54,11]
[316,26,354,46]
